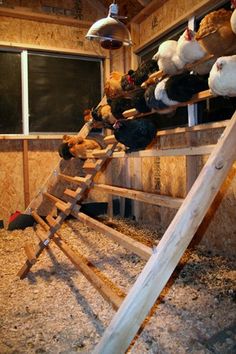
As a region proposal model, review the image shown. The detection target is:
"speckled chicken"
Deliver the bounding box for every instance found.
[208,55,236,97]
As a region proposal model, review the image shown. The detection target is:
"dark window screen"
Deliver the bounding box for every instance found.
[0,51,22,134]
[28,53,101,133]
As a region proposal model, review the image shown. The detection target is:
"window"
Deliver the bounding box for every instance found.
[0,49,102,134]
[0,51,22,134]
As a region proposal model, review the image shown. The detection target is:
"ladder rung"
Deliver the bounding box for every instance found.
[64,188,82,199]
[31,210,49,230]
[58,173,88,185]
[24,243,37,264]
[83,161,96,170]
[83,160,103,173]
[92,146,114,158]
[55,201,71,215]
[122,108,138,118]
[46,214,58,227]
[44,192,71,215]
[104,135,117,144]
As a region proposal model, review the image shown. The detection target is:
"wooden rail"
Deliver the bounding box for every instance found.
[93,183,183,209]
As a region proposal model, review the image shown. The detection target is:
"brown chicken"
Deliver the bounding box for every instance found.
[83,109,104,129]
[104,71,123,99]
[196,8,236,56]
[58,134,102,160]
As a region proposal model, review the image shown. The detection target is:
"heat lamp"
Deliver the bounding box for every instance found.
[85,1,133,50]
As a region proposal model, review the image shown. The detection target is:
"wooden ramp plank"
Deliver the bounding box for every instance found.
[53,234,125,310]
[93,183,183,209]
[72,211,152,260]
[32,211,124,310]
[92,112,236,354]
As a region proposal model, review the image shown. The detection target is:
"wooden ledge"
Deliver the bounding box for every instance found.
[0,6,92,27]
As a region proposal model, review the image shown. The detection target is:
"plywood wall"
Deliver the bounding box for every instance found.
[133,0,220,52]
[0,16,105,56]
[0,141,25,227]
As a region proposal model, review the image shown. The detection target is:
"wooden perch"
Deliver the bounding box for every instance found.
[122,89,214,118]
[93,183,183,209]
[141,53,215,89]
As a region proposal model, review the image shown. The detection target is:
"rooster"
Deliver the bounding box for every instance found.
[152,40,185,75]
[177,28,206,64]
[208,55,236,97]
[121,59,158,90]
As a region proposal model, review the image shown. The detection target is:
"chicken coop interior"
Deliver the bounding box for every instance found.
[0,0,236,353]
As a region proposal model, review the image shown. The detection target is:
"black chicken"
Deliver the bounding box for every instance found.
[107,89,150,119]
[111,117,158,153]
[165,72,208,102]
[121,59,158,90]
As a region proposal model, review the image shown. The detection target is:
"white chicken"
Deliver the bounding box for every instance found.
[154,78,179,107]
[152,40,185,75]
[230,0,236,34]
[177,28,207,64]
[208,55,236,97]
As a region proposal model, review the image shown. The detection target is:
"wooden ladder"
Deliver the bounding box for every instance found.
[17,108,236,352]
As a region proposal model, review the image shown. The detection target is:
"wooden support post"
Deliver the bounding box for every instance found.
[185,131,200,193]
[92,112,236,354]
[22,139,30,208]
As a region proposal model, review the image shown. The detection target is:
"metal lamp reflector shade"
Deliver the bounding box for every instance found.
[85,3,133,49]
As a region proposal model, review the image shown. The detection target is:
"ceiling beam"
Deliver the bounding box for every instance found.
[0,6,92,27]
[136,0,151,6]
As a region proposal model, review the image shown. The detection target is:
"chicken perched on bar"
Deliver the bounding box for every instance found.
[58,134,103,160]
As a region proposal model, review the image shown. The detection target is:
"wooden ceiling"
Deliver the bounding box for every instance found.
[0,0,154,23]
[98,0,152,21]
